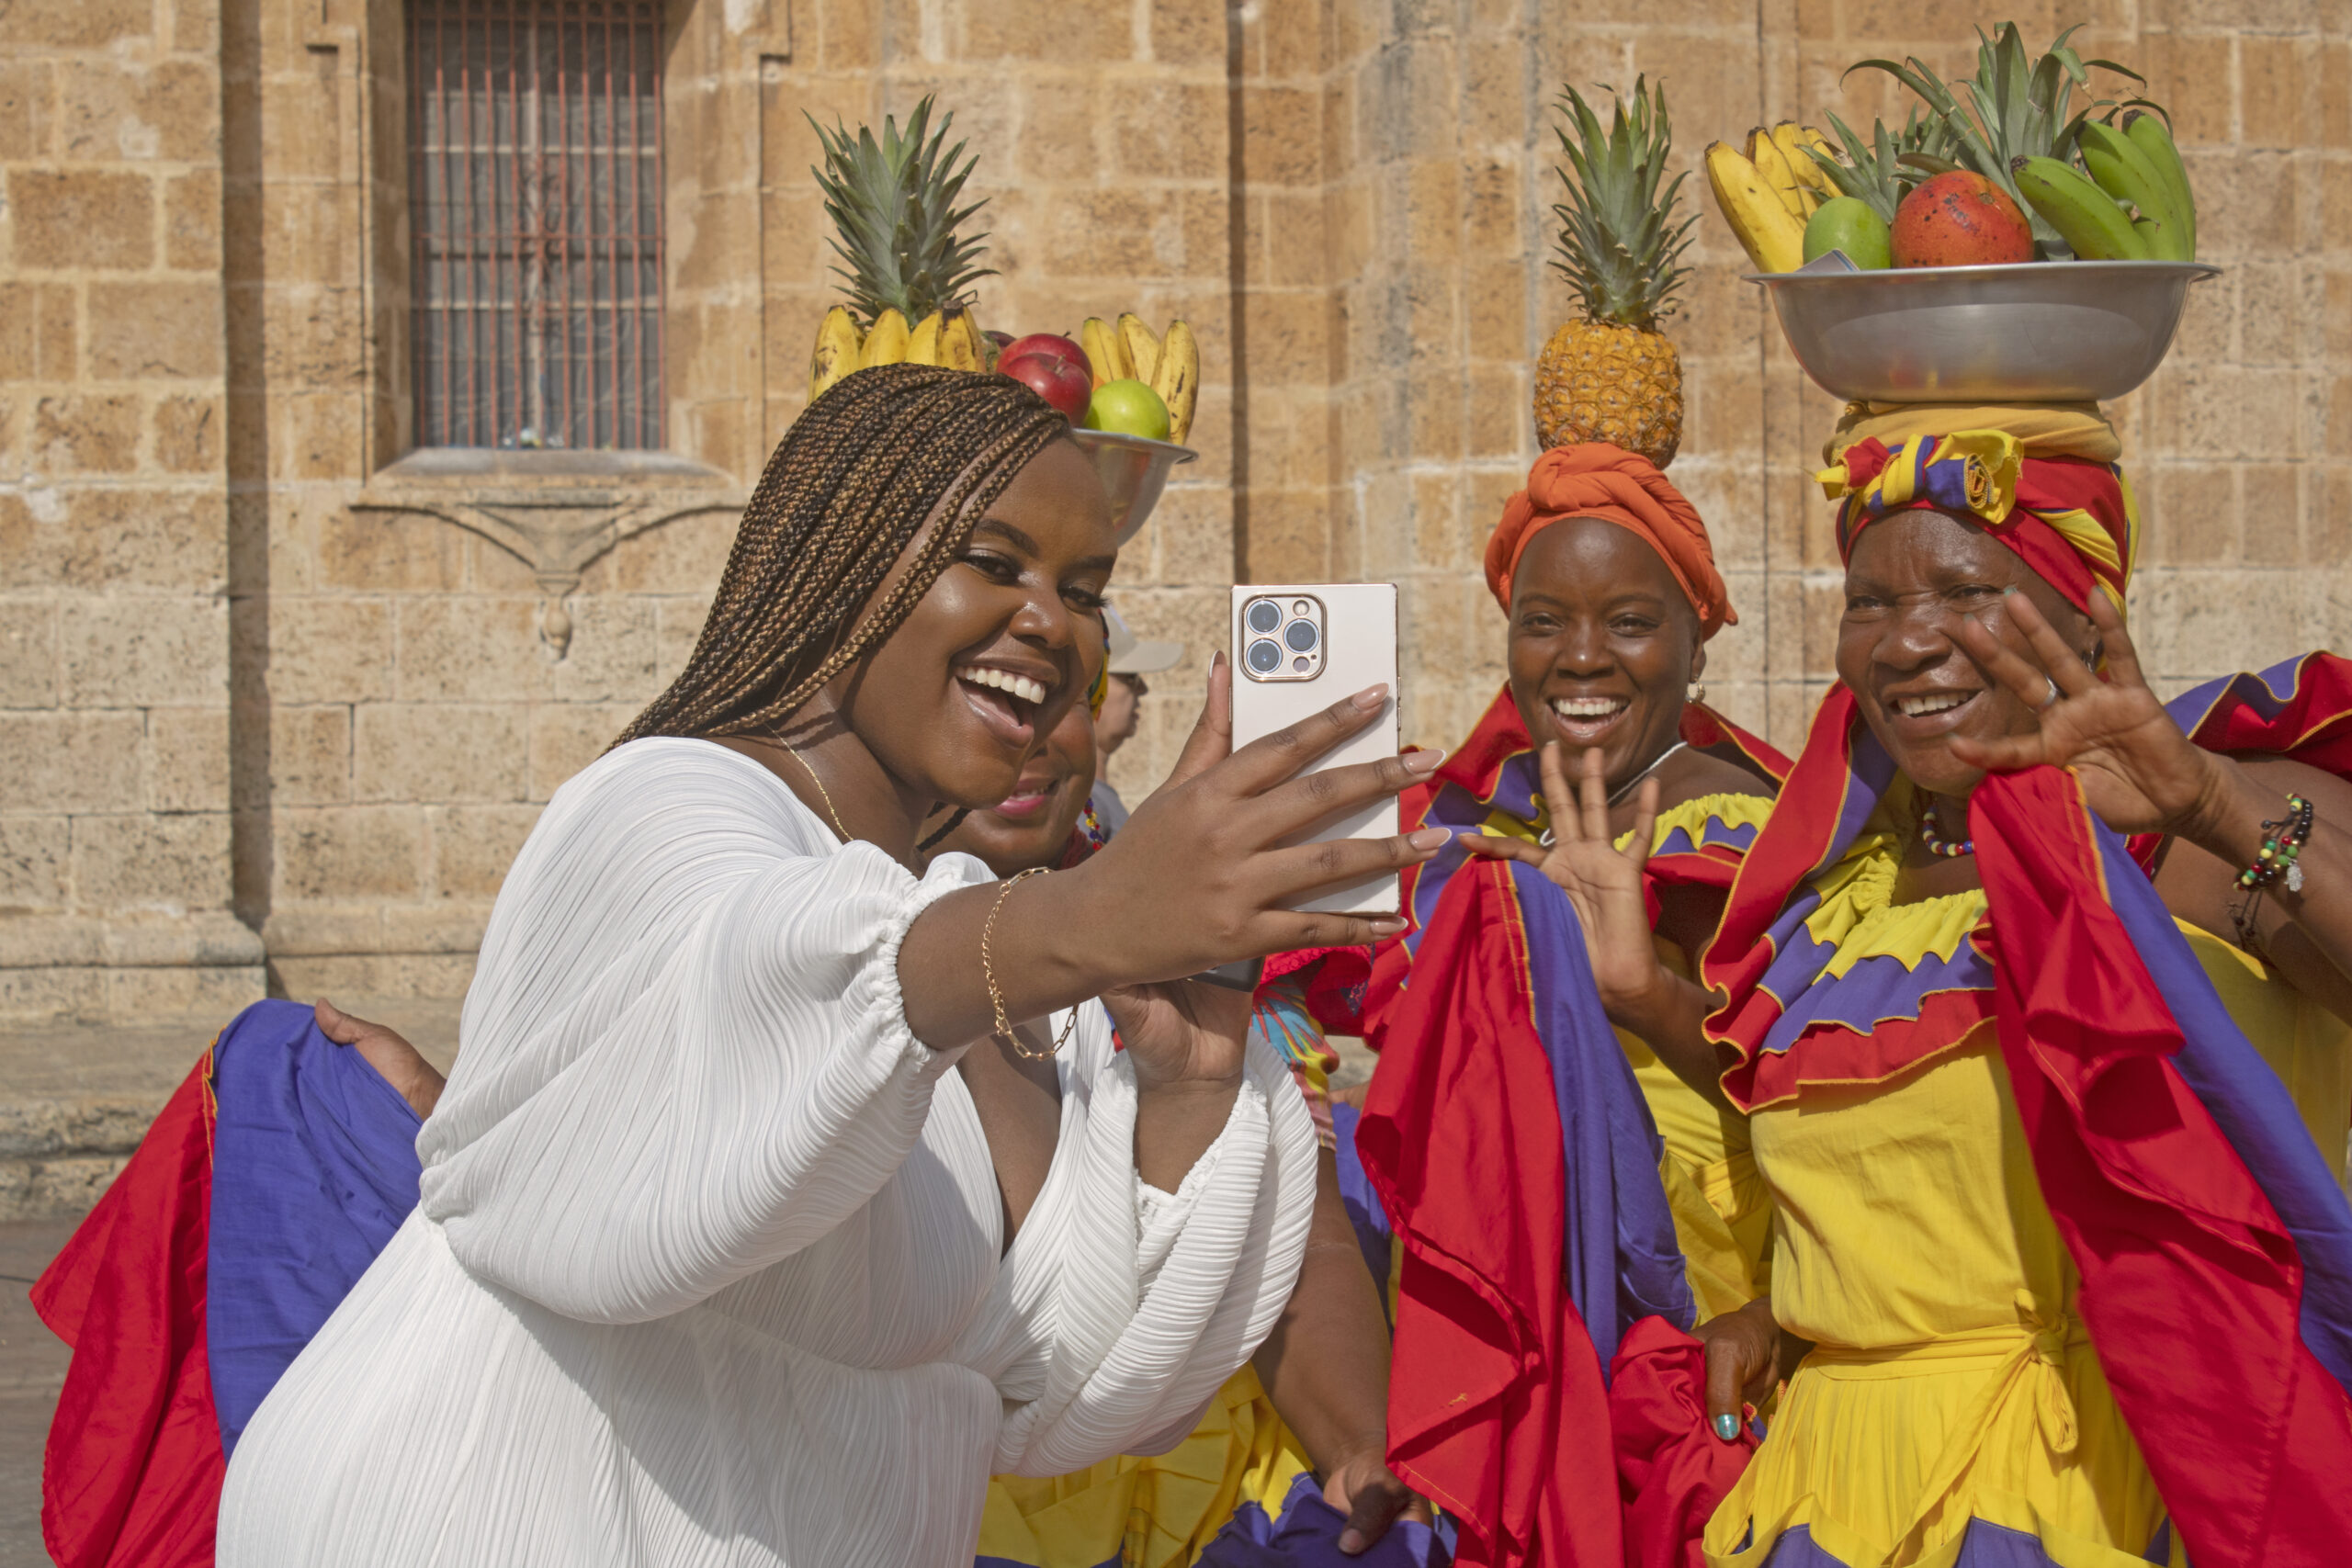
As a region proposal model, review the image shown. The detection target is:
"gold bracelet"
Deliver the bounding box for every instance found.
[980,868,1073,1063]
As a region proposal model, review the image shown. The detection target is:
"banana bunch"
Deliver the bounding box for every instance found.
[2011,111,2196,263]
[807,303,991,404]
[1705,123,1834,273]
[1080,312,1199,444]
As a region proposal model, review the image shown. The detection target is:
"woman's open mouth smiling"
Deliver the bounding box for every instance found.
[1547,694,1630,744]
[1884,686,1983,736]
[955,663,1052,746]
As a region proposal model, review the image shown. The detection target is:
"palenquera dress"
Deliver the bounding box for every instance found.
[1356,688,1788,1568]
[1697,415,2352,1568]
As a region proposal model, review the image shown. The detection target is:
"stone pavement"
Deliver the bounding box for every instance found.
[2,1221,74,1564]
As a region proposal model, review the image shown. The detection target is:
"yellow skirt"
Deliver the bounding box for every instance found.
[1702,1319,2169,1568]
[977,1366,1316,1568]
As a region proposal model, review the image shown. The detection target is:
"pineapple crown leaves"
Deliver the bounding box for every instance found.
[1549,77,1695,331]
[1847,23,2145,251]
[1804,108,1954,226]
[807,94,997,328]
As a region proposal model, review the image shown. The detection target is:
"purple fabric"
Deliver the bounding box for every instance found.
[205,998,424,1455]
[2093,828,2352,1400]
[1761,940,1994,1051]
[1329,1100,1395,1314]
[1196,1472,1455,1567]
[1509,859,1697,1367]
[1749,1517,2165,1564]
[1654,817,1760,859]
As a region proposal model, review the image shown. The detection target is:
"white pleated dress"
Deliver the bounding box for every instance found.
[217,739,1317,1568]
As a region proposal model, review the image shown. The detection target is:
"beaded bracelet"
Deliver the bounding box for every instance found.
[2235,793,2314,895]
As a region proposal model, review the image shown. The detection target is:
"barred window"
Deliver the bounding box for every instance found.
[408,0,666,451]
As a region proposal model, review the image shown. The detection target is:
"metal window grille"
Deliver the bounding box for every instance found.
[409,0,665,451]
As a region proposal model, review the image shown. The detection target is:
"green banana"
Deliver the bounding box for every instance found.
[2076,122,2188,261]
[2123,110,2195,260]
[2011,154,2150,261]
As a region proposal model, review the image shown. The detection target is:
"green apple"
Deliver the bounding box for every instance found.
[1083,378,1171,441]
[1803,196,1894,270]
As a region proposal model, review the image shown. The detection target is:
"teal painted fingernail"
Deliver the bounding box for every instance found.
[1713,1413,1740,1442]
[2001,585,2018,596]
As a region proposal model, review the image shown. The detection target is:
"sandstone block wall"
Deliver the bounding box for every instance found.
[0,0,2343,1022]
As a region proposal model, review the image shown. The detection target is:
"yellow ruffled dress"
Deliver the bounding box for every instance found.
[1617,794,1780,1321]
[1703,838,2352,1568]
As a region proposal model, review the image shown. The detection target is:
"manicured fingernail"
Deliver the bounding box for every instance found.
[1403,747,1447,773]
[2001,585,2018,596]
[1353,682,1390,710]
[1713,1413,1740,1442]
[1211,649,1227,670]
[1408,827,1451,851]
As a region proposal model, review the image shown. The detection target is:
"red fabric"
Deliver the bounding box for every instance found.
[31,1056,222,1568]
[1608,1319,1758,1568]
[1484,446,1736,637]
[1356,855,1620,1568]
[1971,768,2352,1566]
[2128,652,2352,873]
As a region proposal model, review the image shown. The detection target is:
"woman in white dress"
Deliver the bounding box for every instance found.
[216,366,1448,1567]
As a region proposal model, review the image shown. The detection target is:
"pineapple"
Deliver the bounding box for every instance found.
[807,95,995,328]
[1533,77,1696,470]
[1806,107,1954,227]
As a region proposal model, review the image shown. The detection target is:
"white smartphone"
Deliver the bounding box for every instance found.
[1230,583,1401,917]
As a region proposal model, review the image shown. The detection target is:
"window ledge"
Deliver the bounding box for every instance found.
[372,447,735,488]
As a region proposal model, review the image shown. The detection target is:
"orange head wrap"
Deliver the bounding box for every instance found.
[1482,443,1736,639]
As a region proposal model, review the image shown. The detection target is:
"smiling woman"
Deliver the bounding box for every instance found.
[214,365,1450,1568]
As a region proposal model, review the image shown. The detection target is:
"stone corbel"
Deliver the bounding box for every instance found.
[354,457,745,655]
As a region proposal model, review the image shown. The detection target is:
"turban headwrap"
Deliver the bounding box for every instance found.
[1484,443,1736,639]
[1817,400,2140,616]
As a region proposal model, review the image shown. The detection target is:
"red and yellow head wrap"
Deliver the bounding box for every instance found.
[1818,401,2140,616]
[1483,443,1736,639]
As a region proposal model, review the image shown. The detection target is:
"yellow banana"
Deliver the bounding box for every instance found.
[1772,122,1835,207]
[1150,320,1199,445]
[808,305,864,404]
[1747,128,1810,220]
[937,306,985,373]
[861,308,911,368]
[1705,141,1807,273]
[905,310,945,367]
[1117,313,1162,388]
[1080,317,1130,387]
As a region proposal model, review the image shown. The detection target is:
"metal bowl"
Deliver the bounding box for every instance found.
[1749,259,2221,404]
[1068,429,1199,546]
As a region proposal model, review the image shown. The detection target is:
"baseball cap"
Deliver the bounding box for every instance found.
[1103,604,1183,675]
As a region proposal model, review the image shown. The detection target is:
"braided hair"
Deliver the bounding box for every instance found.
[616,365,1069,747]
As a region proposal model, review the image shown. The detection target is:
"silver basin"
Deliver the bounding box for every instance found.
[1068,429,1198,547]
[1750,259,2221,404]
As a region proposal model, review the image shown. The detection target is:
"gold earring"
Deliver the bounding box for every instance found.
[1687,682,1706,705]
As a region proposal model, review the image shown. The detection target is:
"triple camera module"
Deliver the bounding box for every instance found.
[1239,595,1324,682]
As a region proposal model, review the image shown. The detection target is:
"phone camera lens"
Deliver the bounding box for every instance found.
[1246,638,1283,674]
[1283,618,1318,653]
[1292,599,1313,617]
[1246,600,1282,634]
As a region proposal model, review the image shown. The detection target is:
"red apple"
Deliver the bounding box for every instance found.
[1891,171,2035,267]
[1000,333,1088,374]
[1000,349,1092,421]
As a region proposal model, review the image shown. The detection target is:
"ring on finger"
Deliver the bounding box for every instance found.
[2038,676,2061,710]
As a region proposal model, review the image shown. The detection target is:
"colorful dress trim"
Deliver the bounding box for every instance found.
[1702,660,2352,1565]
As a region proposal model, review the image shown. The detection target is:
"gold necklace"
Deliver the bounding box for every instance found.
[780,743,853,842]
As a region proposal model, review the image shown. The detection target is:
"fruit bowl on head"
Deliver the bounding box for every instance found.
[1068,429,1199,548]
[1748,252,2222,404]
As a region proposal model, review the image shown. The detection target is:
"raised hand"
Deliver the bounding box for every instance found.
[1458,741,1667,1014]
[1949,590,2218,836]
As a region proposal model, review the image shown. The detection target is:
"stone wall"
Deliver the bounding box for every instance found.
[0,0,2343,1022]
[0,0,258,1019]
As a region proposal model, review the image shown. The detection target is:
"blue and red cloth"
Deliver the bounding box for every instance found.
[33,1000,424,1568]
[1353,692,1785,1568]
